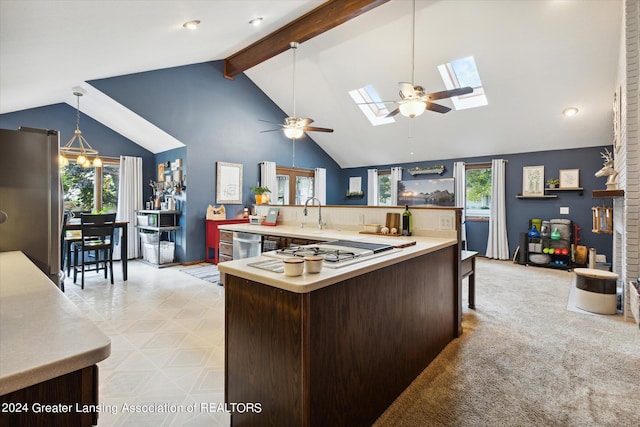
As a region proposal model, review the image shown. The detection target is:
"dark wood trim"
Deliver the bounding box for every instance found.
[223,0,390,79]
[592,189,624,198]
[225,246,457,426]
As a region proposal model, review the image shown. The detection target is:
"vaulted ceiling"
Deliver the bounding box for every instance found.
[0,0,622,168]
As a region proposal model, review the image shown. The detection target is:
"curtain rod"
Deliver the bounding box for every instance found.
[465,159,508,165]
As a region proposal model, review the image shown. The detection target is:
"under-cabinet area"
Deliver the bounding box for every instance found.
[136,210,181,267]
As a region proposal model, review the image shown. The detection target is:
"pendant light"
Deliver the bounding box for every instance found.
[399,0,426,118]
[59,90,101,168]
[283,42,304,140]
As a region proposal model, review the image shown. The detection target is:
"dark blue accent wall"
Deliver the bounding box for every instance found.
[341,146,614,261]
[89,60,342,262]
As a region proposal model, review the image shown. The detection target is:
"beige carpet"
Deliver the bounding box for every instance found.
[375,258,640,427]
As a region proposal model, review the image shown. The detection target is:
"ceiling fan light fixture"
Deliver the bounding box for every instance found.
[283,126,304,139]
[399,100,426,118]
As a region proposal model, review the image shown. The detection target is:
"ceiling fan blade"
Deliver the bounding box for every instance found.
[304,126,334,133]
[427,86,474,101]
[425,101,451,114]
[385,107,401,118]
[399,82,416,99]
[260,128,284,133]
[356,100,398,105]
[299,118,314,126]
[258,119,285,127]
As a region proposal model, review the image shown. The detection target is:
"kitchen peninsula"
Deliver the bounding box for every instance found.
[218,216,461,426]
[0,251,111,426]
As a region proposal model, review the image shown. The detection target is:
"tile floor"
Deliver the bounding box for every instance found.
[63,260,230,426]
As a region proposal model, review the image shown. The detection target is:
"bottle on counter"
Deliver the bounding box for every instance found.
[402,204,412,236]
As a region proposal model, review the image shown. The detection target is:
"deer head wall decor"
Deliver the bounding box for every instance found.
[594,147,618,190]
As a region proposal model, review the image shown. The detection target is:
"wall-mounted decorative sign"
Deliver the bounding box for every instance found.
[559,169,579,188]
[522,165,544,196]
[216,161,243,204]
[408,165,446,176]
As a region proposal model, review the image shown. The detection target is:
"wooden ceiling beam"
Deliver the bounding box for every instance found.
[223,0,389,79]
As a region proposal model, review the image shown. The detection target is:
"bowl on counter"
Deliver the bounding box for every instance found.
[362,224,381,233]
[283,258,304,276]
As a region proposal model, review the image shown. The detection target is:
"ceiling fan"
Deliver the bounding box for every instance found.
[260,42,334,139]
[362,0,474,119]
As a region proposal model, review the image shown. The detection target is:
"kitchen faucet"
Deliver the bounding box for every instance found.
[303,197,323,229]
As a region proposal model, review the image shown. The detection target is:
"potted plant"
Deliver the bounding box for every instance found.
[547,178,560,189]
[250,186,271,204]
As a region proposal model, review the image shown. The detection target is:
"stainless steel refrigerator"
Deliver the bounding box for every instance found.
[0,127,62,285]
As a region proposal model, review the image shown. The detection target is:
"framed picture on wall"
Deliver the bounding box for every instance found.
[157,163,165,182]
[522,165,544,196]
[559,169,580,188]
[216,161,243,204]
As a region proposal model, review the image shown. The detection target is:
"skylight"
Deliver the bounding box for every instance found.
[437,56,488,110]
[349,85,395,126]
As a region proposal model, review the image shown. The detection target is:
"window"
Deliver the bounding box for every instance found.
[465,163,491,219]
[275,166,314,205]
[378,171,392,206]
[349,85,395,126]
[437,56,488,110]
[61,158,119,213]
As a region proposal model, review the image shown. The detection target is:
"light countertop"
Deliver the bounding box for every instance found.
[0,251,111,395]
[217,225,458,293]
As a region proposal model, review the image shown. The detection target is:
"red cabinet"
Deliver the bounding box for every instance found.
[205,219,248,264]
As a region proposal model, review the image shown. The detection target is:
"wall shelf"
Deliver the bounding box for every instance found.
[408,166,445,176]
[516,195,558,199]
[592,189,624,198]
[546,187,583,196]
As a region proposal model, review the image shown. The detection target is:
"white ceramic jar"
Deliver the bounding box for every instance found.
[283,258,304,276]
[304,255,323,274]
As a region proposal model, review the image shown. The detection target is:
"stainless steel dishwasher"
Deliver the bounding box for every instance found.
[232,231,262,259]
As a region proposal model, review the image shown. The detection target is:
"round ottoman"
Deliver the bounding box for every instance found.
[574,268,618,315]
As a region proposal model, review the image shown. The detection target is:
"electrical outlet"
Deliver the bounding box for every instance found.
[560,207,569,215]
[439,216,453,230]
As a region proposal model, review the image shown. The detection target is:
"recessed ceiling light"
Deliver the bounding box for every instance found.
[249,17,263,26]
[182,20,200,30]
[562,107,579,117]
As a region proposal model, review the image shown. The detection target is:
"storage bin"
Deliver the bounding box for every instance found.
[137,215,149,226]
[143,241,175,264]
[140,232,159,244]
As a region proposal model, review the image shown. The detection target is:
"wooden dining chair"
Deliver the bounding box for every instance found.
[72,213,117,289]
[62,211,82,279]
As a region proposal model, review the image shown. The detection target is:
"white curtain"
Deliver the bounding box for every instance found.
[390,167,403,206]
[367,169,378,206]
[117,156,143,259]
[486,159,509,259]
[453,161,467,249]
[314,168,326,204]
[259,161,277,203]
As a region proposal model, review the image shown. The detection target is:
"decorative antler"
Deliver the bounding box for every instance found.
[600,147,614,164]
